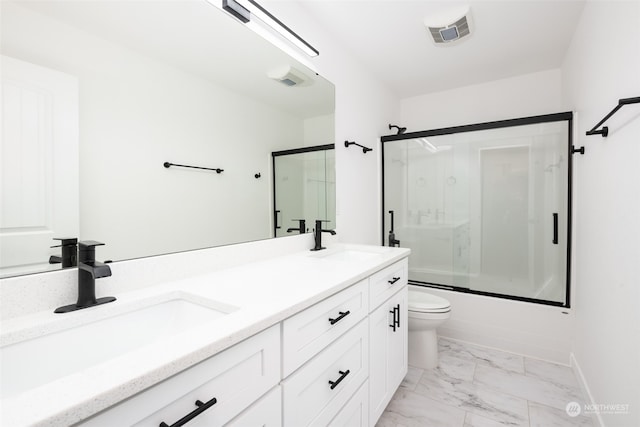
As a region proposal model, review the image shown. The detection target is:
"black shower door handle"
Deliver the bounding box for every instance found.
[552,213,558,245]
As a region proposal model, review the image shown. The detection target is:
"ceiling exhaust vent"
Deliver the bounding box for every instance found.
[424,6,472,45]
[267,65,308,87]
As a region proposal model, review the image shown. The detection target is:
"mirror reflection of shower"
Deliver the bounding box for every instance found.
[272,145,336,238]
[383,114,572,306]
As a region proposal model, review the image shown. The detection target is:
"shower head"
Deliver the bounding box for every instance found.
[389,124,406,135]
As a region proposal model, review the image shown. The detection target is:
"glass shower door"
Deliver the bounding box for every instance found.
[382,114,572,306]
[273,146,335,237]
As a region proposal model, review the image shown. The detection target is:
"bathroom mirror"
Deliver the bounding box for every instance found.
[0,0,335,277]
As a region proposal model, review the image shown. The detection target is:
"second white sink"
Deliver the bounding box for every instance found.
[0,294,237,398]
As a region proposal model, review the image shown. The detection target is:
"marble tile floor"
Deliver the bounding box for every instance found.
[377,338,594,427]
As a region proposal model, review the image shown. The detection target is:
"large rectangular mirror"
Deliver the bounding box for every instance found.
[0,0,335,277]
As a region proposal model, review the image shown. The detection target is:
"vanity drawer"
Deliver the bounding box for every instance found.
[369,258,408,311]
[282,279,368,376]
[80,325,280,427]
[282,319,369,427]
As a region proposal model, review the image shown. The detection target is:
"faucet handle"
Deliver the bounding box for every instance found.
[51,237,78,248]
[79,240,105,249]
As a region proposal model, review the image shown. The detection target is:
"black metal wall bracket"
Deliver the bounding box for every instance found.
[572,146,585,155]
[164,162,223,173]
[586,96,640,137]
[344,140,372,153]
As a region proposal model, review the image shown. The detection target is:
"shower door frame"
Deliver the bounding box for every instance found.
[381,112,574,308]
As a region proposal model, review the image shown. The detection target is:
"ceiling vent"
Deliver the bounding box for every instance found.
[424,6,472,45]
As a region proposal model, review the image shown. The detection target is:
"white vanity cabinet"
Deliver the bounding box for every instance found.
[79,325,280,427]
[368,260,408,424]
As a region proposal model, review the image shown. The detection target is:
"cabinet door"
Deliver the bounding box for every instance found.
[226,386,281,427]
[369,286,407,424]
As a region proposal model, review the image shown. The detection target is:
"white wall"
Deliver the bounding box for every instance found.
[263,1,401,245]
[401,69,563,131]
[1,2,305,261]
[561,2,640,426]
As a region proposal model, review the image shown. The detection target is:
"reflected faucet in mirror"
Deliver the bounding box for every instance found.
[311,220,336,251]
[287,219,306,234]
[49,238,78,268]
[54,241,116,313]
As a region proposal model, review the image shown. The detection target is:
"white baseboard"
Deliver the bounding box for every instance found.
[570,352,605,427]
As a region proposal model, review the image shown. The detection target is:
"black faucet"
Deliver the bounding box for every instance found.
[49,237,78,267]
[388,210,400,247]
[311,220,336,251]
[286,219,306,234]
[54,241,116,313]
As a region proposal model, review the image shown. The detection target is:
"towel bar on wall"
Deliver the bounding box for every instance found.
[344,140,372,153]
[586,96,640,137]
[163,162,224,173]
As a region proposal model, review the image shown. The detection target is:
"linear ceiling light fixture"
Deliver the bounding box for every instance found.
[221,0,319,57]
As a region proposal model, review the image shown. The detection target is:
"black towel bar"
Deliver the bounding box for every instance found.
[586,96,640,137]
[164,162,223,173]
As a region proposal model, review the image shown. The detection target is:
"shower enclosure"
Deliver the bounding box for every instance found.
[272,145,336,237]
[382,113,573,306]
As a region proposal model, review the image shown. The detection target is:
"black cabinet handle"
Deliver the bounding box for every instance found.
[552,213,558,245]
[389,304,401,332]
[328,310,350,325]
[159,397,217,427]
[388,276,401,285]
[328,369,350,390]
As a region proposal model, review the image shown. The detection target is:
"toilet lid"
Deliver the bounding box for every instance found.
[408,290,451,312]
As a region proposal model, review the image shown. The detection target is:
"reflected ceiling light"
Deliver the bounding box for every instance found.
[219,0,319,57]
[418,138,438,152]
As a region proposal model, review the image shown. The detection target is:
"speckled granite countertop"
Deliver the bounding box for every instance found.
[0,244,409,426]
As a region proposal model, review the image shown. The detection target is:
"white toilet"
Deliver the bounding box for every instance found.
[408,286,451,369]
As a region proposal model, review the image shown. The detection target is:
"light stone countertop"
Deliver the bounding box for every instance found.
[0,243,410,426]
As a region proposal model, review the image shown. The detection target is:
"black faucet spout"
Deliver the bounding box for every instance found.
[78,260,112,278]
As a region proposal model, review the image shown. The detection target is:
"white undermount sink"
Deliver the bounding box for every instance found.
[0,294,237,398]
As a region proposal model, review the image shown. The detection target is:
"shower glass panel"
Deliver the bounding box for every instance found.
[382,113,572,306]
[273,145,335,237]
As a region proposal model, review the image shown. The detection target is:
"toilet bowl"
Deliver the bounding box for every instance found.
[408,286,451,369]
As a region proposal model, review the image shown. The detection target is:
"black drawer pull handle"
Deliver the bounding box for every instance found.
[329,310,350,325]
[388,277,401,285]
[328,369,350,390]
[388,304,401,331]
[159,397,217,427]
